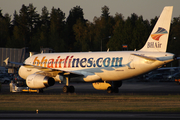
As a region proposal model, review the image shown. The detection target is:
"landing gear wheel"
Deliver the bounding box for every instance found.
[107,87,119,93]
[107,87,113,93]
[63,85,75,93]
[37,89,43,93]
[113,87,119,93]
[69,86,75,93]
[63,86,69,93]
[39,89,43,93]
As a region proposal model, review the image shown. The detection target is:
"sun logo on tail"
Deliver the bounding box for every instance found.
[151,27,168,41]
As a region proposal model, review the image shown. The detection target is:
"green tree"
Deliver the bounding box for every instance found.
[6,10,22,48]
[108,13,150,51]
[49,7,66,52]
[150,16,158,31]
[101,5,110,19]
[66,6,86,51]
[18,4,30,47]
[0,10,11,47]
[92,6,114,51]
[131,15,150,50]
[38,6,50,49]
[28,4,40,51]
[107,13,125,51]
[168,17,180,55]
[73,19,91,51]
[7,4,41,51]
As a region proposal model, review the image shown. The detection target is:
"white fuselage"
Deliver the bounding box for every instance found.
[18,51,174,82]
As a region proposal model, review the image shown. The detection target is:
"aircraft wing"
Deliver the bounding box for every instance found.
[4,57,84,77]
[26,64,84,77]
[4,57,24,66]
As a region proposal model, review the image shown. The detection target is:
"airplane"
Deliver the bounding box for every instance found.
[4,6,175,93]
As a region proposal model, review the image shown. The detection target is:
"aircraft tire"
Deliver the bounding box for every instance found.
[63,86,69,93]
[113,87,119,93]
[107,87,113,93]
[36,89,43,93]
[69,86,75,93]
[39,89,43,93]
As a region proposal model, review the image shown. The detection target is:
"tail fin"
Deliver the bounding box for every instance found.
[140,6,173,52]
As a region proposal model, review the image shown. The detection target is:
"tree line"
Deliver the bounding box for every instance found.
[0,4,180,57]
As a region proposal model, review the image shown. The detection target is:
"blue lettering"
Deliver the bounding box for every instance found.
[93,60,96,67]
[103,57,110,67]
[71,56,123,68]
[80,58,87,67]
[118,57,123,66]
[111,57,123,67]
[111,58,116,67]
[96,58,103,67]
[87,58,93,67]
[72,58,79,67]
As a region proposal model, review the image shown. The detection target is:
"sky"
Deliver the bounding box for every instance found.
[0,0,180,22]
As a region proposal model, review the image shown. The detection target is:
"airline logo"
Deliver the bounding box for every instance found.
[147,27,168,48]
[33,56,123,68]
[151,27,168,41]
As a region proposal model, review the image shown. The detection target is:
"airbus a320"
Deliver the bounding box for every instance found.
[4,6,176,93]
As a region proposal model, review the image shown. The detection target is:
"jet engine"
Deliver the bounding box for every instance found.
[26,74,55,89]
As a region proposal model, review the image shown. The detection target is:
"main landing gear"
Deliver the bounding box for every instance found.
[63,85,75,93]
[107,81,122,93]
[63,76,75,93]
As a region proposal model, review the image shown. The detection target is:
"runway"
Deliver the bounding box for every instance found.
[49,81,180,95]
[1,112,180,120]
[1,81,180,120]
[1,80,180,95]
[42,81,180,95]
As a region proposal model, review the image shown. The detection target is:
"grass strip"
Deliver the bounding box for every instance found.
[0,94,180,112]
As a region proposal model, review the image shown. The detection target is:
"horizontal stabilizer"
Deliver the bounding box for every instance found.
[131,54,158,61]
[132,53,174,61]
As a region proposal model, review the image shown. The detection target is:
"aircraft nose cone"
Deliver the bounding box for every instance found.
[18,66,26,79]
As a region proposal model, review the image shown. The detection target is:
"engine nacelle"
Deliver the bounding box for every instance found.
[26,74,55,89]
[92,82,111,90]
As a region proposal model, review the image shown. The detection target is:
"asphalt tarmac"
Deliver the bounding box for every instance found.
[1,81,180,120]
[26,80,180,94]
[1,112,180,120]
[1,80,180,94]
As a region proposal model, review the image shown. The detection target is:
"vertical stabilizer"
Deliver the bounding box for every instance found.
[140,6,173,52]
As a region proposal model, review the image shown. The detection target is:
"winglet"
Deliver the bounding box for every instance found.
[4,57,9,65]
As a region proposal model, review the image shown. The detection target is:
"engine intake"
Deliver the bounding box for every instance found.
[26,74,55,89]
[43,77,55,87]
